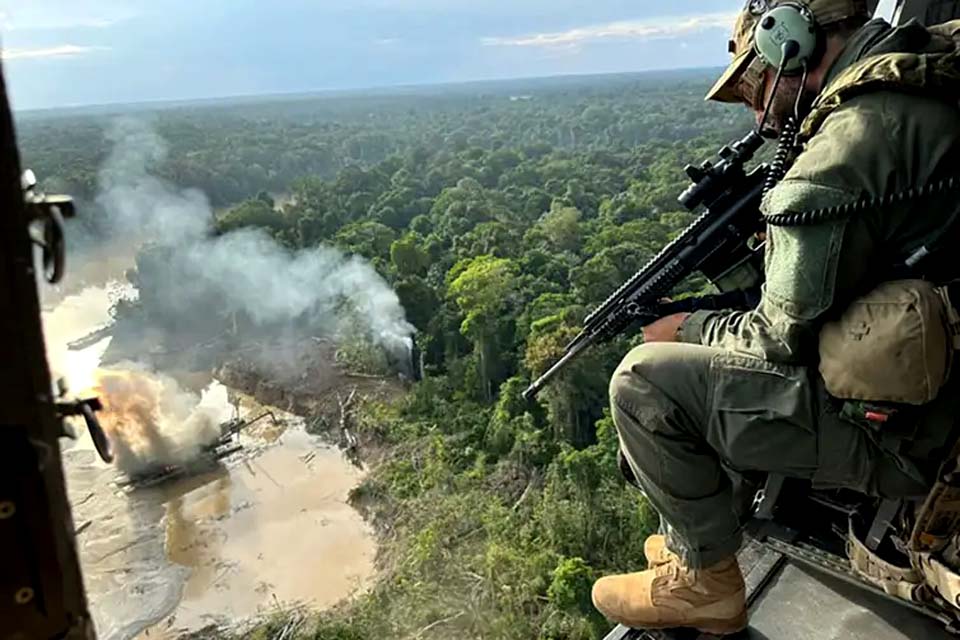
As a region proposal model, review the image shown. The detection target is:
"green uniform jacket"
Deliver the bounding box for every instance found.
[680,19,960,367]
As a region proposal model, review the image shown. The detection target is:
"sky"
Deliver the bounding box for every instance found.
[0,0,749,111]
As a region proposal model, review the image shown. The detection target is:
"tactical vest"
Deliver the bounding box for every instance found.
[816,19,960,614]
[801,19,960,141]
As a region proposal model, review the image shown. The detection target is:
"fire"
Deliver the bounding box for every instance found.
[94,369,225,477]
[42,282,236,478]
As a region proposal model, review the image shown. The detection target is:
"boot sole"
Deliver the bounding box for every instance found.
[692,610,749,636]
[621,610,749,637]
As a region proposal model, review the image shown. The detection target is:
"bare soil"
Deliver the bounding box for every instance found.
[215,337,407,447]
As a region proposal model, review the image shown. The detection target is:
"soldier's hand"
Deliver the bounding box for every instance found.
[642,312,690,343]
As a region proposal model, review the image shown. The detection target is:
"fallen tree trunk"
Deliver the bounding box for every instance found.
[337,387,359,452]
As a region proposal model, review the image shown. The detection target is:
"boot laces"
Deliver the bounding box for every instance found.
[654,559,682,581]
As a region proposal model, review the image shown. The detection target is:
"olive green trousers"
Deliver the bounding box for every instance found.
[610,342,931,569]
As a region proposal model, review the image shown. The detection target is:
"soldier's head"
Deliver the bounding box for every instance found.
[706,0,871,134]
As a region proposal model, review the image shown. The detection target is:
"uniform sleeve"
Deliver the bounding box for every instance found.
[677,95,894,363]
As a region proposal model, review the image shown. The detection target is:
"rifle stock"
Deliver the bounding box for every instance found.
[523,132,767,401]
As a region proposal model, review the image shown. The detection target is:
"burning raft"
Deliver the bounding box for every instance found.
[120,411,277,488]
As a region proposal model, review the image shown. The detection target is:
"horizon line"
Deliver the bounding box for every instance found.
[13,64,724,116]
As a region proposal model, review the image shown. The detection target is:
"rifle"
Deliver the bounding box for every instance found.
[523,131,768,400]
[0,59,110,638]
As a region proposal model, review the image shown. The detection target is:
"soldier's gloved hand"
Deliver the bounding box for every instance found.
[642,312,690,343]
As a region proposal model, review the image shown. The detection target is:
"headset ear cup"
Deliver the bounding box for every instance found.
[754,3,820,72]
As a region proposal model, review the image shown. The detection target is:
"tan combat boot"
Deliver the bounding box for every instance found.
[592,554,747,635]
[643,534,676,567]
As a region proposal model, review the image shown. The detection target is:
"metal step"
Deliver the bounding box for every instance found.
[602,538,957,640]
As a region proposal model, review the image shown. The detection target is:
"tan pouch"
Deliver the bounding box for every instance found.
[847,519,925,602]
[819,279,954,405]
[915,552,960,610]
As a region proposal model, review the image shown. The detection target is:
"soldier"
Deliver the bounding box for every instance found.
[592,0,960,634]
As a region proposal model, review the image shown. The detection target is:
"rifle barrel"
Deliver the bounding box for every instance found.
[524,135,768,402]
[522,332,596,401]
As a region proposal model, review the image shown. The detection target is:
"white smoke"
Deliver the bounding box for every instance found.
[96,119,210,244]
[174,229,413,356]
[94,118,414,366]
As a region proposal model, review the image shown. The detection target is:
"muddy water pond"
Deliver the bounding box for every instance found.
[47,284,376,640]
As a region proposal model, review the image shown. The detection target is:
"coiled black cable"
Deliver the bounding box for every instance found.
[764,175,960,227]
[763,59,808,197]
[763,116,799,196]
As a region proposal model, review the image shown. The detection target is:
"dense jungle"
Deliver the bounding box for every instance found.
[20,69,754,640]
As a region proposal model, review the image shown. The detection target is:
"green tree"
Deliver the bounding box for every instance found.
[548,556,597,615]
[537,203,582,252]
[334,221,396,261]
[447,255,518,401]
[525,320,610,447]
[390,233,431,276]
[216,197,283,234]
[394,275,438,332]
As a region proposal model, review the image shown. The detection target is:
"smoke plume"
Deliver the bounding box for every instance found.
[95,118,414,369]
[96,119,210,244]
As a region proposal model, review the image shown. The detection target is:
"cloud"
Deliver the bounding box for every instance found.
[0,1,136,31]
[9,17,120,29]
[483,12,737,49]
[1,45,107,61]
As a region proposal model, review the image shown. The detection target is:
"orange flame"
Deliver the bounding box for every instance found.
[94,369,223,477]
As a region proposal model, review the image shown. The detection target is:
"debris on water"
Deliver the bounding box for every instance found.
[120,411,282,489]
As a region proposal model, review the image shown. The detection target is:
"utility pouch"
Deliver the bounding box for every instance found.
[819,280,956,405]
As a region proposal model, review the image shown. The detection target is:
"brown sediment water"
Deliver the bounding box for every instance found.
[48,283,377,640]
[145,416,376,634]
